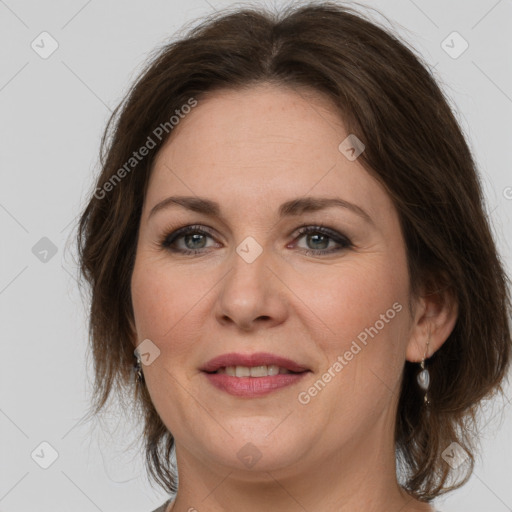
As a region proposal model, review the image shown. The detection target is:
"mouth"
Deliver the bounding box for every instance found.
[200,352,311,397]
[207,365,304,376]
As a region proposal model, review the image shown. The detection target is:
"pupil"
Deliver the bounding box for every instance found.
[185,233,206,249]
[308,233,328,250]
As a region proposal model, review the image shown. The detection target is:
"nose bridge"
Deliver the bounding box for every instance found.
[215,235,287,328]
[224,236,270,305]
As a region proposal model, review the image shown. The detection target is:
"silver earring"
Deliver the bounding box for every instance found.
[416,330,431,406]
[133,352,144,384]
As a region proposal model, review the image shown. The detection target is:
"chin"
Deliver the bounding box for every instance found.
[197,420,309,473]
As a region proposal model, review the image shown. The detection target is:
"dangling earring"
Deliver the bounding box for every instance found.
[133,351,144,384]
[416,329,431,406]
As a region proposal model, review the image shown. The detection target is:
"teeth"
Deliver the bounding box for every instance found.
[235,366,251,377]
[217,365,290,377]
[267,365,280,376]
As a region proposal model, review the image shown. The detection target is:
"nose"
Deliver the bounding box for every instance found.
[214,243,289,332]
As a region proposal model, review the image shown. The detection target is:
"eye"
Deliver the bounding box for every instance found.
[160,224,353,256]
[291,225,353,255]
[160,225,219,255]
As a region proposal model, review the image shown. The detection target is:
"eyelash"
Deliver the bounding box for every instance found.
[159,224,353,256]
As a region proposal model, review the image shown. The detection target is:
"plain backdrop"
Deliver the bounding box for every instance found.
[0,0,511,511]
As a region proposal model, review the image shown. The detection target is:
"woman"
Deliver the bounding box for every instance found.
[77,2,511,511]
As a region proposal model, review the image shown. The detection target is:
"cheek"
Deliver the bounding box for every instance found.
[297,255,408,343]
[130,255,207,414]
[131,252,209,342]
[296,253,410,402]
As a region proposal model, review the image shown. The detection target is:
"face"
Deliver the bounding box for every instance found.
[131,83,416,477]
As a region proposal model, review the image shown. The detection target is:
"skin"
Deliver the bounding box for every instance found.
[130,83,457,512]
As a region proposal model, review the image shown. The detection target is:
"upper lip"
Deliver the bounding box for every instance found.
[200,352,310,373]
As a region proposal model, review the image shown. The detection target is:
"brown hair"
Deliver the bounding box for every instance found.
[77,0,511,501]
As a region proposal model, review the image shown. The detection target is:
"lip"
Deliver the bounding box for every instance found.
[200,352,309,373]
[203,372,308,397]
[200,352,311,398]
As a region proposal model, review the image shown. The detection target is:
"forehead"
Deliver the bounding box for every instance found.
[146,84,393,223]
[154,83,344,170]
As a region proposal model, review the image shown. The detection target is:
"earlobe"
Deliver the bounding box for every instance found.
[405,285,458,363]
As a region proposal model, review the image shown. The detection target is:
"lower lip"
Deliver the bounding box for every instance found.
[203,372,308,397]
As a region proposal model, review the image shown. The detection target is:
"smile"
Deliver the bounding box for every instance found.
[214,365,298,377]
[203,366,309,397]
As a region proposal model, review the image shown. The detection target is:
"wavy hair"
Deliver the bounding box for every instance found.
[77,1,511,501]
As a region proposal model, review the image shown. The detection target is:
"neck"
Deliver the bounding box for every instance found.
[168,407,434,512]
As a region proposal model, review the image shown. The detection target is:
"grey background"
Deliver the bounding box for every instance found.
[0,0,511,511]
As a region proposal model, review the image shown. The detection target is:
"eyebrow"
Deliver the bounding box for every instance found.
[148,195,374,224]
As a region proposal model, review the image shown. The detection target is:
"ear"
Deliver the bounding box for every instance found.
[405,283,458,363]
